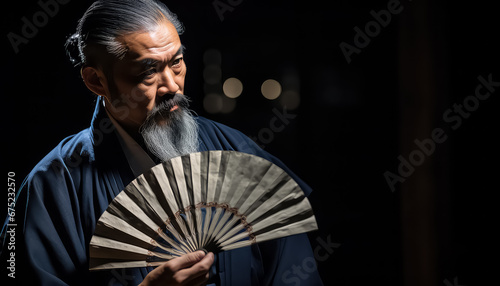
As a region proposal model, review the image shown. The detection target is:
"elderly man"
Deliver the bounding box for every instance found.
[1,0,322,285]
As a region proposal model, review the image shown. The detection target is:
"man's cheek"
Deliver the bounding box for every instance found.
[177,65,186,93]
[116,85,153,111]
[129,86,149,105]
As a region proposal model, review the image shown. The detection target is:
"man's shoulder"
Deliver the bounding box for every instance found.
[27,128,94,181]
[195,116,254,141]
[195,116,241,132]
[194,116,258,152]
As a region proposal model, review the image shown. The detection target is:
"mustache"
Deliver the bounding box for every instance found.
[143,94,191,125]
[153,93,190,114]
[139,94,191,137]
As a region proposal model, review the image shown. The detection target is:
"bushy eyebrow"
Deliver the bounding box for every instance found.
[175,45,185,57]
[137,45,185,68]
[139,58,159,67]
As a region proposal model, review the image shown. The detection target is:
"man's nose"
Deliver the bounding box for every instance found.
[157,68,179,96]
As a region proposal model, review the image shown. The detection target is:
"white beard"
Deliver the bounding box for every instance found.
[140,94,199,162]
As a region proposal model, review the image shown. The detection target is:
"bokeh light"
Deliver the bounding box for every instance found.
[261,79,282,100]
[223,77,243,98]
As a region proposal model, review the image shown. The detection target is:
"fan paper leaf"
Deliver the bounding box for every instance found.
[89,151,318,270]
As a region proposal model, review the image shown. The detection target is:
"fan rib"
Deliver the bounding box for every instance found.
[252,216,318,243]
[171,157,199,250]
[162,161,185,217]
[245,180,303,223]
[236,164,285,215]
[124,180,164,228]
[105,195,159,240]
[91,236,151,258]
[213,151,230,202]
[189,153,202,204]
[153,166,191,243]
[252,205,316,236]
[206,151,221,203]
[94,213,154,250]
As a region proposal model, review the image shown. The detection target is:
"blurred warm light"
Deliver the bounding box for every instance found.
[280,90,300,110]
[203,93,223,114]
[223,77,243,98]
[261,79,282,100]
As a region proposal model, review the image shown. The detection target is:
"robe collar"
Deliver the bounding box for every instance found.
[89,97,136,185]
[103,101,156,178]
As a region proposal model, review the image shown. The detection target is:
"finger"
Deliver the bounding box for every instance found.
[169,250,207,272]
[180,252,214,283]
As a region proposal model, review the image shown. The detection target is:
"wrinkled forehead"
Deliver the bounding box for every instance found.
[118,21,182,62]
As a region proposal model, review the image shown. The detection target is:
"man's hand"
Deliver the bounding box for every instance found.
[140,251,215,286]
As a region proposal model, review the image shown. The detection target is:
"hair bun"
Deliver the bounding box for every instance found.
[65,33,83,66]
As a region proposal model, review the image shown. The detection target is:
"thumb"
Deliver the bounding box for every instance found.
[170,251,207,271]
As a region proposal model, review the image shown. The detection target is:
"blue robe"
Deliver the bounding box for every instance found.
[1,99,322,285]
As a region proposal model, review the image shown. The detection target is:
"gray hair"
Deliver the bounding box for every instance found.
[66,0,184,67]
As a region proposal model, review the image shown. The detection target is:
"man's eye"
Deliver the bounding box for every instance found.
[142,68,156,77]
[172,57,183,67]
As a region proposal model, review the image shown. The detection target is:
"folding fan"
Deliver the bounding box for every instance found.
[89,150,318,270]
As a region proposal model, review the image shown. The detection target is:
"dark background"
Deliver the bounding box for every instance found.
[1,0,498,285]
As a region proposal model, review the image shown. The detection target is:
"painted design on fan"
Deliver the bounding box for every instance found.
[195,202,256,242]
[89,151,318,270]
[150,201,257,260]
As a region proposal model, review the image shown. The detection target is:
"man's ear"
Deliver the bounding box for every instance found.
[81,66,109,97]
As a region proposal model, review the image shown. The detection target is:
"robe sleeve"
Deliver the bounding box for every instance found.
[2,145,115,285]
[1,127,156,285]
[12,158,91,285]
